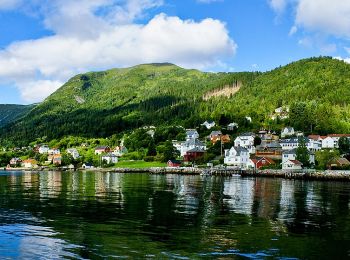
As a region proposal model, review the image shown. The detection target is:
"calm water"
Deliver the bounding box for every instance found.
[0,171,349,259]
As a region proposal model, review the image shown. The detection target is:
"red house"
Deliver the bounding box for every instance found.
[184,148,205,162]
[167,160,182,167]
[251,157,275,169]
[95,146,111,155]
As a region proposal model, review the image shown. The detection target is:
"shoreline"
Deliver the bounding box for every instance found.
[3,166,350,182]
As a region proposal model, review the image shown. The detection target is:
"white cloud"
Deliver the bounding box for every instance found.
[269,0,350,39]
[295,0,350,38]
[289,25,297,36]
[334,56,350,64]
[0,0,236,103]
[0,0,21,10]
[268,0,287,13]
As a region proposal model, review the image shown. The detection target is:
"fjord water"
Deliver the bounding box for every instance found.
[0,171,349,259]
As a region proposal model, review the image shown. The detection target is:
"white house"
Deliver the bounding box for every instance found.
[307,139,322,151]
[48,148,60,155]
[224,146,250,169]
[282,160,303,171]
[22,159,38,169]
[281,127,295,138]
[112,146,128,157]
[322,134,350,149]
[282,149,315,165]
[234,133,256,154]
[186,129,199,141]
[179,139,206,156]
[227,122,239,131]
[280,138,321,152]
[146,129,155,138]
[101,153,118,164]
[38,145,49,154]
[201,121,216,129]
[67,148,80,159]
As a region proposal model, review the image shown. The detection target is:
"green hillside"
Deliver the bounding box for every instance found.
[1,57,350,146]
[0,104,34,128]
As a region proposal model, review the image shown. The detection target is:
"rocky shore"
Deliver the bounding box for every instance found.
[3,167,350,182]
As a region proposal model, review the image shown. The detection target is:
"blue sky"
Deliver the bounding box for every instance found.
[0,0,349,104]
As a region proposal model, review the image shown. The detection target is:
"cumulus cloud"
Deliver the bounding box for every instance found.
[269,0,350,39]
[0,0,236,103]
[295,0,350,38]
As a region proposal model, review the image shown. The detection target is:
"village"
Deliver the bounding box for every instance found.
[3,108,350,173]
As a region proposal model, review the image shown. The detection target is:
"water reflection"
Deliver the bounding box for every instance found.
[0,171,349,259]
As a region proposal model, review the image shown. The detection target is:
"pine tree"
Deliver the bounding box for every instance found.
[296,137,310,168]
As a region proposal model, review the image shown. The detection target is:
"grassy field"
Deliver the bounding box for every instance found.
[114,161,167,168]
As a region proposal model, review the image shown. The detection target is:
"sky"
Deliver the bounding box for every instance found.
[0,0,349,104]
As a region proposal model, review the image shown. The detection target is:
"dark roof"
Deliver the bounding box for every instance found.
[282,148,297,155]
[102,153,117,158]
[280,137,310,144]
[83,162,93,166]
[184,139,205,147]
[168,160,182,164]
[239,132,255,137]
[186,129,198,135]
[95,146,109,150]
[210,131,222,136]
[231,146,249,155]
[187,147,206,153]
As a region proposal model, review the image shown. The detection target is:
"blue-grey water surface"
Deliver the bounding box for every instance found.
[0,170,349,259]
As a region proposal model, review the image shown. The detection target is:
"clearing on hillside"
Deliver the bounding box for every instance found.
[203,81,241,100]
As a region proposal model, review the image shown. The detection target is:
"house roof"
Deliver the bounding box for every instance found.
[184,139,205,147]
[168,159,182,164]
[239,132,255,137]
[308,135,321,140]
[280,137,310,144]
[102,153,118,158]
[283,127,294,132]
[335,158,350,165]
[187,147,206,153]
[83,162,93,166]
[230,146,249,155]
[290,160,303,165]
[258,157,275,164]
[95,146,109,150]
[327,134,350,138]
[186,129,198,135]
[210,131,222,137]
[282,148,297,155]
[250,159,259,164]
[23,159,37,164]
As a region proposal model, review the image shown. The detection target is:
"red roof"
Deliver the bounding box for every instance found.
[290,160,302,165]
[327,134,350,137]
[260,157,275,164]
[308,135,320,140]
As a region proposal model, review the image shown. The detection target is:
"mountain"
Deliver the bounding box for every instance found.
[1,57,350,146]
[0,104,34,128]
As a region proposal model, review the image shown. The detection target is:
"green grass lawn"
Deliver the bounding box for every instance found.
[114,160,167,168]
